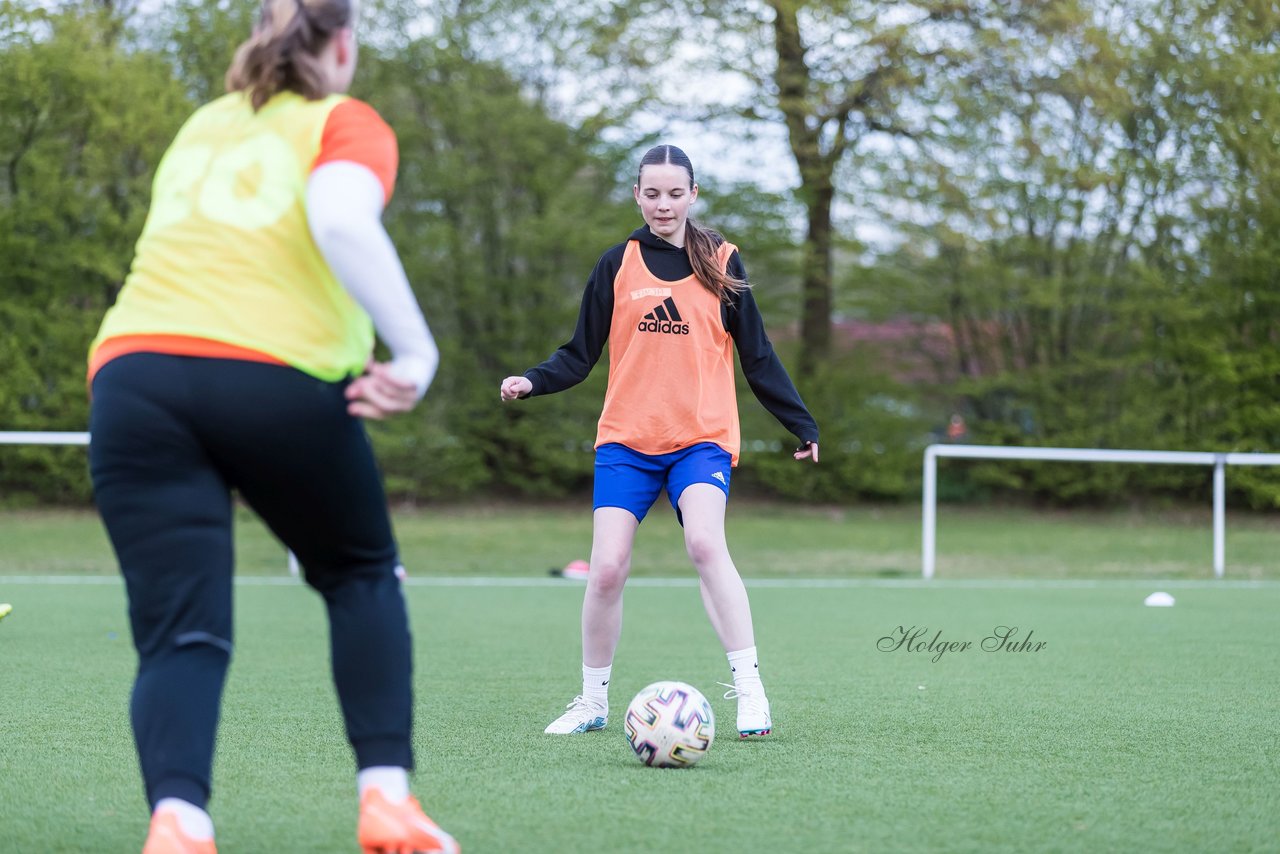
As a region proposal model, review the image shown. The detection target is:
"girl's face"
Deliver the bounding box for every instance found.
[634,163,698,247]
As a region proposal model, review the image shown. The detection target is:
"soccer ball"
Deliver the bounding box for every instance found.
[624,681,715,768]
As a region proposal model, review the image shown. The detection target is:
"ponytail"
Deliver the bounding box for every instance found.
[225,0,353,112]
[684,219,747,302]
[637,144,748,302]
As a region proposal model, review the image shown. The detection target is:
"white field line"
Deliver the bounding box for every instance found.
[2,575,1279,590]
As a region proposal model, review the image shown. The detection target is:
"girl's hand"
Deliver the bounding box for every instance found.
[500,376,532,401]
[794,441,819,463]
[346,360,419,419]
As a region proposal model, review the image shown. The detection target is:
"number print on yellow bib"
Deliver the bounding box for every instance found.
[145,145,214,234]
[197,134,298,228]
[145,133,300,235]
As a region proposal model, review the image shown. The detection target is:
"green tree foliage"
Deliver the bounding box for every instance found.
[1166,0,1280,507]
[354,40,637,499]
[477,0,993,379]
[0,1,637,504]
[1,0,1276,510]
[867,0,1280,506]
[0,1,191,503]
[149,0,258,103]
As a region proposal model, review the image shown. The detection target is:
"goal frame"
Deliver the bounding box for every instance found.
[922,444,1280,579]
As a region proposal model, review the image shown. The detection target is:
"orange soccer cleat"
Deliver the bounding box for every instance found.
[141,810,216,854]
[357,789,460,854]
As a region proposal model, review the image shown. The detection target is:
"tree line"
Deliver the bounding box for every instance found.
[1,0,1275,508]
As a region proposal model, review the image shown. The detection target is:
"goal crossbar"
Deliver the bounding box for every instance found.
[5,433,1274,580]
[922,444,1280,579]
[0,431,91,446]
[1,430,301,575]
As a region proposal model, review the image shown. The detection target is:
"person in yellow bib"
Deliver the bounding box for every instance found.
[87,2,457,852]
[500,144,819,741]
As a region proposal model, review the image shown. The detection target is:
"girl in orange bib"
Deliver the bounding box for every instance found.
[500,144,819,739]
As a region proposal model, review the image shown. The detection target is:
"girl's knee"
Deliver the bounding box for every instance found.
[587,555,629,596]
[684,532,727,570]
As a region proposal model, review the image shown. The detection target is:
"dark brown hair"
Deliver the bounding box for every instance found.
[225,0,353,112]
[637,144,748,302]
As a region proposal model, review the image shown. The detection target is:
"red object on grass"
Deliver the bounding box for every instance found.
[561,560,589,580]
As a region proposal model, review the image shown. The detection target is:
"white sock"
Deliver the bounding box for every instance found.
[583,664,611,708]
[154,798,214,841]
[357,766,409,804]
[727,646,765,694]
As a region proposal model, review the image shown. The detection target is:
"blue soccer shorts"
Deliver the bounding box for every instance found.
[593,442,733,524]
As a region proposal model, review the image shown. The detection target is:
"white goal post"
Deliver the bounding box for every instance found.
[0,431,91,446]
[0,430,301,576]
[6,433,1275,580]
[922,444,1280,579]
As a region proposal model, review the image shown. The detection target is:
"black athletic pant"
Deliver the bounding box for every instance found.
[89,353,414,810]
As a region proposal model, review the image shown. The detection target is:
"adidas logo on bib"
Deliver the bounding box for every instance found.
[638,297,690,335]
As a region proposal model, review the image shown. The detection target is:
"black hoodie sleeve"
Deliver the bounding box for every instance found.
[724,251,820,445]
[522,246,621,397]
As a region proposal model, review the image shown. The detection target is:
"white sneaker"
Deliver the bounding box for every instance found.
[720,683,772,737]
[544,696,608,734]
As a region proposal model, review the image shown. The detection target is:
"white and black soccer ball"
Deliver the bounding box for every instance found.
[624,681,715,768]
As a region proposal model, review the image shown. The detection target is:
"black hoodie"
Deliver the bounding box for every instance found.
[523,225,819,448]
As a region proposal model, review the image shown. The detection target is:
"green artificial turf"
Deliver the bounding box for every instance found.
[1,578,1277,852]
[0,501,1275,580]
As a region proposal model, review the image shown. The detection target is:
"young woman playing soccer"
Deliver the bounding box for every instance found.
[88,1,457,851]
[500,144,819,739]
